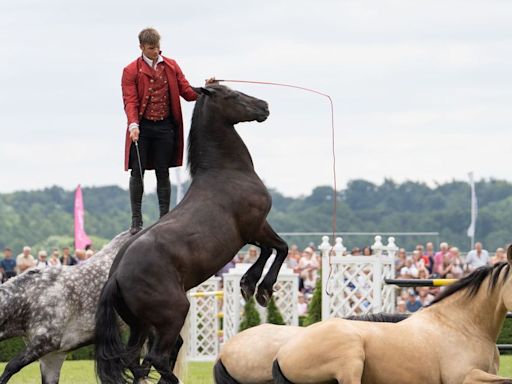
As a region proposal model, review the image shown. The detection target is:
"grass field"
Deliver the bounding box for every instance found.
[0,361,215,384]
[1,358,511,383]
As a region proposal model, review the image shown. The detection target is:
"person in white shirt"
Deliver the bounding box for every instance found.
[465,242,490,271]
[297,293,308,316]
[400,257,419,278]
[49,250,62,267]
[35,250,49,268]
[16,246,35,273]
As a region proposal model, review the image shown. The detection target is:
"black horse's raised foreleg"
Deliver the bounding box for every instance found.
[240,244,273,302]
[250,222,288,307]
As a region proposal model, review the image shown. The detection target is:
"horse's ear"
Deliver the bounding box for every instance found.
[198,87,215,96]
[507,245,512,265]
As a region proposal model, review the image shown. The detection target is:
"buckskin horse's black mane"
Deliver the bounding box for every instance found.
[346,312,408,323]
[429,262,510,306]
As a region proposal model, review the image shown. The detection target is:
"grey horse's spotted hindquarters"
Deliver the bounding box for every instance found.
[0,231,131,384]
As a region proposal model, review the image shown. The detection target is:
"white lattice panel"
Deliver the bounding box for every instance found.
[187,263,299,361]
[322,236,398,320]
[187,277,221,361]
[381,258,396,313]
[325,258,379,318]
[222,262,299,344]
[223,271,241,342]
[273,279,298,325]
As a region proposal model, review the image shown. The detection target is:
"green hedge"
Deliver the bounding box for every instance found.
[0,338,94,362]
[498,317,512,354]
[0,337,25,362]
[239,297,261,331]
[66,345,95,360]
[267,297,285,325]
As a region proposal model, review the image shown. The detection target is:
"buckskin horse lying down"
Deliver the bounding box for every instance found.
[272,247,512,384]
[214,314,407,384]
[95,85,290,384]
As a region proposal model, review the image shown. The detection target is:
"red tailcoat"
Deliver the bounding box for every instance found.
[122,56,198,171]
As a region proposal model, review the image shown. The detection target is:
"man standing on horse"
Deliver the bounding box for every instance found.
[122,28,209,234]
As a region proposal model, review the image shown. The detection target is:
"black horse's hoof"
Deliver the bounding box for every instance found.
[255,286,272,307]
[240,276,256,301]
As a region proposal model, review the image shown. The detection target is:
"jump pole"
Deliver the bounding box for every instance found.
[384,278,458,287]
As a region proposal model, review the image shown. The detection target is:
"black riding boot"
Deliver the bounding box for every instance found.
[129,175,144,234]
[156,170,171,219]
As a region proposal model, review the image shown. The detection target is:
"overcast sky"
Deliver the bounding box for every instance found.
[1,0,512,197]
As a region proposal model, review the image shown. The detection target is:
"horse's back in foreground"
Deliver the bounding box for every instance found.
[214,313,408,384]
[215,324,303,384]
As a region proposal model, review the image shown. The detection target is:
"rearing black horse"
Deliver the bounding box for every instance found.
[95,84,289,384]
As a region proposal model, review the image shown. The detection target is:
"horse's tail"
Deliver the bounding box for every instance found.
[213,359,240,384]
[173,310,190,380]
[272,359,294,384]
[94,276,128,384]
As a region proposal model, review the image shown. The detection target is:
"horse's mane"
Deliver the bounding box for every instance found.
[429,262,510,306]
[187,95,206,177]
[345,312,408,323]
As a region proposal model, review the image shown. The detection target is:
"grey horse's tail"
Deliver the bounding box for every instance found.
[272,360,295,384]
[94,276,128,384]
[213,359,240,384]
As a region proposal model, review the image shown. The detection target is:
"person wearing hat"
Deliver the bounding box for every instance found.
[35,250,49,268]
[16,246,35,273]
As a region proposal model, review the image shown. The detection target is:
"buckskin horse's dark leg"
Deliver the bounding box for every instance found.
[250,221,289,307]
[240,244,273,301]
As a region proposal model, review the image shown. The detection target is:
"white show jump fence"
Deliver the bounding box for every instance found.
[187,261,299,361]
[321,235,398,320]
[187,235,399,361]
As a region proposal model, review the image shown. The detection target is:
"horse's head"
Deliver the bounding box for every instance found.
[197,84,269,124]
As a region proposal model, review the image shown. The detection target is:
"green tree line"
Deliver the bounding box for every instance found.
[1,178,511,253]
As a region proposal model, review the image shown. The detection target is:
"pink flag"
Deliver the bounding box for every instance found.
[74,185,92,250]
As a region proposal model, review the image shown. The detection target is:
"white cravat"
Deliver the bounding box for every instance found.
[142,53,164,70]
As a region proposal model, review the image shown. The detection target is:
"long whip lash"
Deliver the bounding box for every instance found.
[216,79,337,295]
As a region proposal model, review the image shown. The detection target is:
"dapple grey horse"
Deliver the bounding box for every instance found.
[0,231,131,384]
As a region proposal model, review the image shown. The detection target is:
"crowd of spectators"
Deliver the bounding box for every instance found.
[2,238,508,317]
[223,239,508,317]
[392,241,505,314]
[0,244,96,283]
[272,240,504,316]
